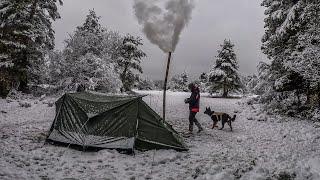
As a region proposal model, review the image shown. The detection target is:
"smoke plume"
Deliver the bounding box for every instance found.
[133,0,195,53]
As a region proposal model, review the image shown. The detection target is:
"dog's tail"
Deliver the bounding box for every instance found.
[231,115,236,122]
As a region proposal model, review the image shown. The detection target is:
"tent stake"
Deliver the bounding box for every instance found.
[163,52,172,122]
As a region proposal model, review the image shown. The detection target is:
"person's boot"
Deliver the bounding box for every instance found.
[195,121,203,133]
[188,124,193,134]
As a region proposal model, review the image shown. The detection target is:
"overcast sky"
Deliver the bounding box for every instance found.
[53,0,268,80]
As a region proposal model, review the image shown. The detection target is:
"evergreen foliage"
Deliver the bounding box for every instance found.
[260,0,320,113]
[208,39,242,97]
[136,78,155,90]
[60,10,123,92]
[117,35,146,92]
[169,72,189,92]
[0,0,62,94]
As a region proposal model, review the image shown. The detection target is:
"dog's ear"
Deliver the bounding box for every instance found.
[208,107,211,111]
[205,107,208,110]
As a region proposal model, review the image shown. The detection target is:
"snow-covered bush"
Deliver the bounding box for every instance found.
[19,101,32,108]
[136,78,155,90]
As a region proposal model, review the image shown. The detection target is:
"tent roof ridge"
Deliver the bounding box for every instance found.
[67,93,147,103]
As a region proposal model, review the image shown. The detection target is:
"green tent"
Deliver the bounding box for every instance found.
[46,92,188,151]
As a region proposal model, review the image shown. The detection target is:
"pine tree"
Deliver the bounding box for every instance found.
[77,10,103,35]
[64,10,105,63]
[62,10,123,92]
[209,39,242,97]
[261,0,320,108]
[117,34,146,92]
[261,0,304,94]
[0,0,62,95]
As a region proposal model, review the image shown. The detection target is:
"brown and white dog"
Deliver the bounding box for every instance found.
[204,107,236,131]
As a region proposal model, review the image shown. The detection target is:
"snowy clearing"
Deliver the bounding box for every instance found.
[1,91,320,180]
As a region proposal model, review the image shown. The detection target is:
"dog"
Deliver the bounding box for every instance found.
[204,107,236,131]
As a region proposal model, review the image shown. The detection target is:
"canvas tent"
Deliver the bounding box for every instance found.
[46,92,188,151]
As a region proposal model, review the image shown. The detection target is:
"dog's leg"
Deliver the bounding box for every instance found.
[228,121,233,131]
[212,121,218,129]
[219,121,225,130]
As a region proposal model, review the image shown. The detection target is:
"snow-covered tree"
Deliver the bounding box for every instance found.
[64,10,105,64]
[47,50,66,83]
[197,72,209,92]
[0,0,62,95]
[261,0,320,109]
[117,35,146,92]
[199,72,208,84]
[75,53,122,92]
[209,39,242,97]
[136,78,155,90]
[252,62,272,95]
[61,10,123,92]
[154,80,164,90]
[169,72,189,92]
[242,74,258,94]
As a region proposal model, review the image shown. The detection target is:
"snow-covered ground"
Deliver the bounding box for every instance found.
[1,91,320,180]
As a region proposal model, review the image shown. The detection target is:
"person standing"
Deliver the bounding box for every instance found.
[185,83,203,133]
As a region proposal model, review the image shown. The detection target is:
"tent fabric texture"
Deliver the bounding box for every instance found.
[46,92,188,151]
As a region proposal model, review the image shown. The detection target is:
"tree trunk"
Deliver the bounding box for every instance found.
[0,68,13,98]
[296,90,301,108]
[222,78,228,98]
[318,82,320,108]
[163,52,172,122]
[121,64,129,92]
[222,91,228,98]
[17,69,29,93]
[305,84,311,106]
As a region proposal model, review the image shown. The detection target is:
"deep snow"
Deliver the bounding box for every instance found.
[0,91,320,180]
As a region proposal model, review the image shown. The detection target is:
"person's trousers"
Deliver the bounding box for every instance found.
[189,111,202,132]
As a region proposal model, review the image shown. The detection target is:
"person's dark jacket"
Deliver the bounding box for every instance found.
[185,87,200,112]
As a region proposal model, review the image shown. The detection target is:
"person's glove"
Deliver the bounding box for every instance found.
[184,98,190,104]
